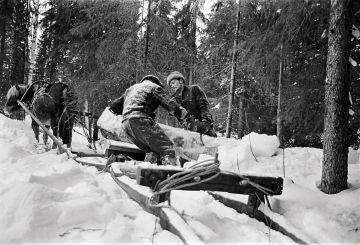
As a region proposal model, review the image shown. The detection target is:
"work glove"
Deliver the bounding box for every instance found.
[109,97,123,115]
[197,119,211,134]
[174,106,188,122]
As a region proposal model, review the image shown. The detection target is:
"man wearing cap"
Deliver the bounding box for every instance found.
[166,71,217,137]
[109,75,187,165]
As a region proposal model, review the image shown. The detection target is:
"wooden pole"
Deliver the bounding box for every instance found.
[17,100,73,158]
[277,42,284,146]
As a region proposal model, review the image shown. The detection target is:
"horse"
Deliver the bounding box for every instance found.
[4,82,77,148]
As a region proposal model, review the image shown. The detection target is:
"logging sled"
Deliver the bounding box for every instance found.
[73,144,306,244]
[9,102,307,244]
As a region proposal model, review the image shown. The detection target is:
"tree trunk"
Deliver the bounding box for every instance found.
[321,0,352,194]
[188,0,198,85]
[225,0,240,138]
[88,101,93,144]
[28,0,40,84]
[0,23,6,86]
[10,0,29,85]
[237,94,246,139]
[0,23,6,83]
[134,37,139,83]
[143,0,151,71]
[0,0,9,85]
[277,42,284,147]
[48,37,60,82]
[84,99,89,130]
[32,39,47,82]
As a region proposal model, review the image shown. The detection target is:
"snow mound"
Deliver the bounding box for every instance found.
[218,132,279,172]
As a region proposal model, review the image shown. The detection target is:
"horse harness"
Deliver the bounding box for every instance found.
[19,81,51,107]
[19,82,74,127]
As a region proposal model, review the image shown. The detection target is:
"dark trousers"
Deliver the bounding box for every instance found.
[122,118,175,159]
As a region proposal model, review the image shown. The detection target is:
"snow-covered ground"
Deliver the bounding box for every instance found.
[0,114,359,244]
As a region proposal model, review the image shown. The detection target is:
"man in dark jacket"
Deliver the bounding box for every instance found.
[166,71,217,137]
[109,75,187,165]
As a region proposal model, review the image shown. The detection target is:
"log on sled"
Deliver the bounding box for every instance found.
[97,108,221,160]
[97,108,280,163]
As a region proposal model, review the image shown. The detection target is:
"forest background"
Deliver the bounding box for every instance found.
[0,0,360,149]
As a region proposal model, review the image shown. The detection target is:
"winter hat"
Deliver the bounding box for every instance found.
[141,75,163,87]
[166,71,185,86]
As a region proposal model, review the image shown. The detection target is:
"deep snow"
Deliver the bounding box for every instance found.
[0,114,359,244]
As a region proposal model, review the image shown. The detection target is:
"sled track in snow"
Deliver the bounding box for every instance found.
[208,192,307,244]
[74,156,308,244]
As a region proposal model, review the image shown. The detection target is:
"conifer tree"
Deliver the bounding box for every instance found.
[321,0,352,194]
[10,0,29,85]
[0,0,13,106]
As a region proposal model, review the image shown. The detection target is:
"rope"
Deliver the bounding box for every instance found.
[98,154,116,174]
[20,81,49,102]
[147,157,221,206]
[30,87,46,108]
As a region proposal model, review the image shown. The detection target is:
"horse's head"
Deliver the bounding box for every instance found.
[4,84,27,116]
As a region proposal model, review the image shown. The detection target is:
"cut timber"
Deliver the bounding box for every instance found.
[108,168,203,244]
[98,108,280,163]
[137,165,283,196]
[208,192,308,244]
